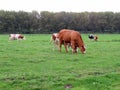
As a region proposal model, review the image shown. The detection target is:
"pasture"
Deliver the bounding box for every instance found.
[0,34,120,90]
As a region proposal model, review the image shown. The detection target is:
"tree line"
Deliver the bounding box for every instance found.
[0,10,120,34]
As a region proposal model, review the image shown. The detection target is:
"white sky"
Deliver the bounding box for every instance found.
[0,0,120,12]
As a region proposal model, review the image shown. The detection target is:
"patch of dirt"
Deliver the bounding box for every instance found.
[64,84,73,89]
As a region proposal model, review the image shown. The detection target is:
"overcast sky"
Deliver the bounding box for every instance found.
[0,0,120,12]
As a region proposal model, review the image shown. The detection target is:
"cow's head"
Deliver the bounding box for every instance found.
[80,45,86,54]
[18,35,26,40]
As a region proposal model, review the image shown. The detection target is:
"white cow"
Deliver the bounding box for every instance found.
[50,33,59,50]
[9,34,26,40]
[50,33,72,51]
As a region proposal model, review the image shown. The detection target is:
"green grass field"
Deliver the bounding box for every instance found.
[0,34,120,90]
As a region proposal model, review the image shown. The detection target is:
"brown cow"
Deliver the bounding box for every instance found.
[58,29,86,54]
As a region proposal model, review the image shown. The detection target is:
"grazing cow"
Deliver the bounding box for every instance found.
[58,29,86,54]
[88,34,98,41]
[9,34,26,40]
[50,33,59,50]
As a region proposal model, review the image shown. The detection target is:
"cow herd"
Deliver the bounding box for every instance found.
[9,29,98,54]
[50,29,98,54]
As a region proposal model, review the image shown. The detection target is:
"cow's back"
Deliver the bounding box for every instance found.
[58,29,74,43]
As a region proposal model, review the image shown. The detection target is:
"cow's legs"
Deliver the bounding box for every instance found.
[59,41,62,52]
[74,46,78,53]
[71,41,76,53]
[53,41,55,51]
[64,42,68,53]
